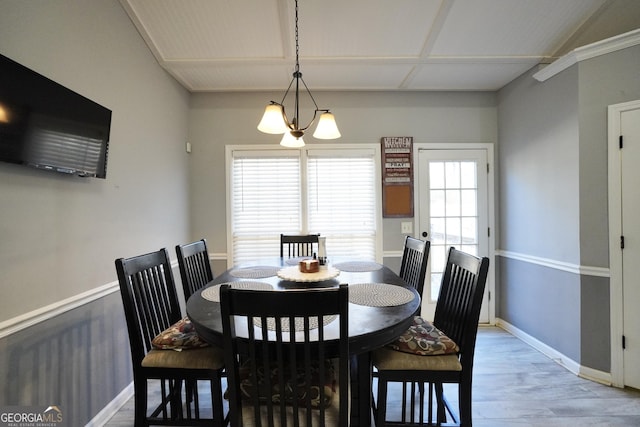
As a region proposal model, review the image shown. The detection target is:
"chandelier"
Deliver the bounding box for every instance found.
[257,0,340,147]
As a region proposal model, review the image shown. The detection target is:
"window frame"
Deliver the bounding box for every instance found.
[225,143,383,267]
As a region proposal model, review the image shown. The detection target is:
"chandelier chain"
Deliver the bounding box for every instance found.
[257,0,340,142]
[295,0,299,73]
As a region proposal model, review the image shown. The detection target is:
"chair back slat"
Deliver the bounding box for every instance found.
[221,284,349,427]
[433,247,489,366]
[280,234,320,258]
[176,238,214,300]
[115,248,182,363]
[399,236,430,298]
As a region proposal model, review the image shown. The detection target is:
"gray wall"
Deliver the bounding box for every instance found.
[497,257,581,361]
[0,292,131,424]
[497,43,640,372]
[577,44,640,370]
[0,0,192,424]
[497,64,582,361]
[498,65,581,262]
[0,0,192,321]
[188,90,498,266]
[0,0,636,423]
[0,2,499,421]
[578,45,640,268]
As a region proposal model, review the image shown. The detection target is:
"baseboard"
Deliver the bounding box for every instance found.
[579,365,613,386]
[85,382,133,427]
[495,318,612,386]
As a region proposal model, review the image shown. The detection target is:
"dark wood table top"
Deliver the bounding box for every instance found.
[186,258,420,355]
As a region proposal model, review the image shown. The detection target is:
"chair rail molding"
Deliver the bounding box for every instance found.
[0,260,181,339]
[0,281,119,340]
[210,252,227,261]
[496,249,610,278]
[383,250,404,259]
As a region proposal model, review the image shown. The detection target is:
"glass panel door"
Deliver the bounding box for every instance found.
[418,149,489,322]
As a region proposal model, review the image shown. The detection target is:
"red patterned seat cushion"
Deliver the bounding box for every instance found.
[386,316,459,356]
[152,317,210,351]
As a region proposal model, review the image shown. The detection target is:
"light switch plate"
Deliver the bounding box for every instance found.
[401,222,413,234]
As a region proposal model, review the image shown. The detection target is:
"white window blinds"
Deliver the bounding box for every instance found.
[228,146,379,265]
[230,150,301,265]
[307,149,377,260]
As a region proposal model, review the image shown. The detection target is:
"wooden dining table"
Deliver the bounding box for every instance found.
[186,258,420,427]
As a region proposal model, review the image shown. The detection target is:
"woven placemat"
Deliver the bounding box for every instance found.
[333,261,383,272]
[348,283,415,307]
[255,315,338,332]
[230,266,280,279]
[201,282,273,302]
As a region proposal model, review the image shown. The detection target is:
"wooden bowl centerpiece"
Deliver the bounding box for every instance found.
[299,258,319,273]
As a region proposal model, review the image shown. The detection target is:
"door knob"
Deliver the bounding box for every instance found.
[422,231,428,238]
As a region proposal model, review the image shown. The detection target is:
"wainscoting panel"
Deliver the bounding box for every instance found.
[0,292,131,426]
[496,253,611,373]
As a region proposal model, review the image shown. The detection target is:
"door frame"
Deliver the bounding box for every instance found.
[608,99,640,387]
[413,142,496,324]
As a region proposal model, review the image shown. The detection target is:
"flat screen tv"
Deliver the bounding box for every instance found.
[0,53,112,178]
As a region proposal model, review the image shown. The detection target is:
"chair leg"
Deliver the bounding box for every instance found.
[407,381,425,423]
[133,377,148,427]
[428,382,434,423]
[459,381,472,427]
[211,372,226,427]
[185,379,196,419]
[409,382,416,423]
[435,382,446,424]
[417,382,425,424]
[376,375,389,427]
[169,379,184,420]
[401,381,408,423]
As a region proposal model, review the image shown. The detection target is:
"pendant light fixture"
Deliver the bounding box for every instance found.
[257,0,340,147]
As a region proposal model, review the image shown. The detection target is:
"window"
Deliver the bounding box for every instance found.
[429,160,479,301]
[227,145,381,266]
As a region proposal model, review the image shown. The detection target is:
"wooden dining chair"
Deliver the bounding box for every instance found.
[399,236,431,309]
[176,238,214,300]
[372,236,430,409]
[115,248,226,427]
[372,247,489,427]
[220,284,350,427]
[280,233,320,258]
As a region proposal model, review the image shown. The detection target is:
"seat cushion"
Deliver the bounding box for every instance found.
[151,316,210,351]
[372,347,462,371]
[385,316,459,356]
[142,345,224,370]
[232,358,337,409]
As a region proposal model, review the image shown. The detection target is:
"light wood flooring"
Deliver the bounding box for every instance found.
[104,326,640,426]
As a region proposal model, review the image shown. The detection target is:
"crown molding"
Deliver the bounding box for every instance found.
[533,28,640,82]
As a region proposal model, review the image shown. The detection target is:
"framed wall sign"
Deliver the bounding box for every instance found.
[381,136,413,217]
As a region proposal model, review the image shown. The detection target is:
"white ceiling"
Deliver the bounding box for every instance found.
[120,0,634,92]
